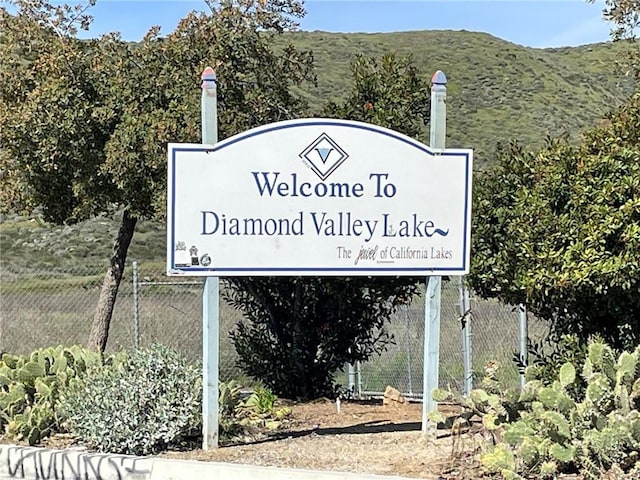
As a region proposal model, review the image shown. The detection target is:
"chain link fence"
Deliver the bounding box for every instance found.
[1,264,135,354]
[0,261,549,395]
[354,285,548,396]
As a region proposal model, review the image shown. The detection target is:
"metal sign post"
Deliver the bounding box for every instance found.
[200,66,219,450]
[422,70,447,438]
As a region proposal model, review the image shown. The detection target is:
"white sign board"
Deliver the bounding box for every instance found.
[167,119,472,276]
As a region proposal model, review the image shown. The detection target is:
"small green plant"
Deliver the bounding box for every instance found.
[61,344,201,455]
[218,380,245,440]
[218,383,292,441]
[242,386,291,431]
[218,379,243,417]
[0,345,102,444]
[481,340,640,479]
[244,386,277,415]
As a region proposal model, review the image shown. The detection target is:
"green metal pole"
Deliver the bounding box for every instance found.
[201,66,219,450]
[422,70,446,438]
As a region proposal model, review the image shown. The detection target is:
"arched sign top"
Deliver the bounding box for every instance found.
[167,118,473,276]
[212,118,451,157]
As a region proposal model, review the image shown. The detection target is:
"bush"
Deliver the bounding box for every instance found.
[61,344,201,455]
[0,345,102,444]
[217,382,292,442]
[217,379,244,440]
[469,105,640,351]
[226,276,420,400]
[244,386,277,415]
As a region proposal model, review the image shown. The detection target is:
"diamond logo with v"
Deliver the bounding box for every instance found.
[299,133,349,180]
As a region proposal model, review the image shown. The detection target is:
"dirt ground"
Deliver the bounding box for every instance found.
[163,399,487,479]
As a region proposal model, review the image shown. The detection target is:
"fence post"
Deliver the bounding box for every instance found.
[348,363,356,397]
[519,305,528,390]
[132,261,140,350]
[459,277,472,396]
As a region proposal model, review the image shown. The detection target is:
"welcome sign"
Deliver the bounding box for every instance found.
[167,119,473,276]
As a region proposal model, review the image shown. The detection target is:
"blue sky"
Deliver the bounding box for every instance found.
[12,1,613,48]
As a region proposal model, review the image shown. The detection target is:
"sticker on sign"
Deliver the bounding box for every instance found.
[167,118,473,276]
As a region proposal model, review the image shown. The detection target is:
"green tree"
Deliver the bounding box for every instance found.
[469,1,640,351]
[0,0,314,351]
[469,95,640,350]
[227,277,420,399]
[598,0,639,40]
[227,54,430,400]
[322,53,430,138]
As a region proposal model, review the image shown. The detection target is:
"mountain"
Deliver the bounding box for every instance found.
[281,30,631,167]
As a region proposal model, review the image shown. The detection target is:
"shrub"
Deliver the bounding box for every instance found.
[218,382,292,442]
[0,345,102,444]
[218,379,244,440]
[61,344,201,455]
[226,276,420,400]
[469,106,640,351]
[244,386,277,415]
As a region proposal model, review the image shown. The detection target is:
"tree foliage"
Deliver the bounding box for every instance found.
[470,2,640,350]
[227,55,431,400]
[1,0,315,221]
[322,53,430,138]
[0,0,314,351]
[0,4,108,223]
[589,0,640,81]
[469,94,640,350]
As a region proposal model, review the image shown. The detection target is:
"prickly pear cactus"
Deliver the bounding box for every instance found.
[481,340,640,480]
[0,345,103,444]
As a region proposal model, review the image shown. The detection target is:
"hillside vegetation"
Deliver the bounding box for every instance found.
[0,29,633,270]
[283,30,631,166]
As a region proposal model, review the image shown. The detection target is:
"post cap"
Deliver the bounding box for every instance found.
[201,66,216,82]
[431,70,447,85]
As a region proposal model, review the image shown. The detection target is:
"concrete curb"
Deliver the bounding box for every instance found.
[0,444,414,480]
